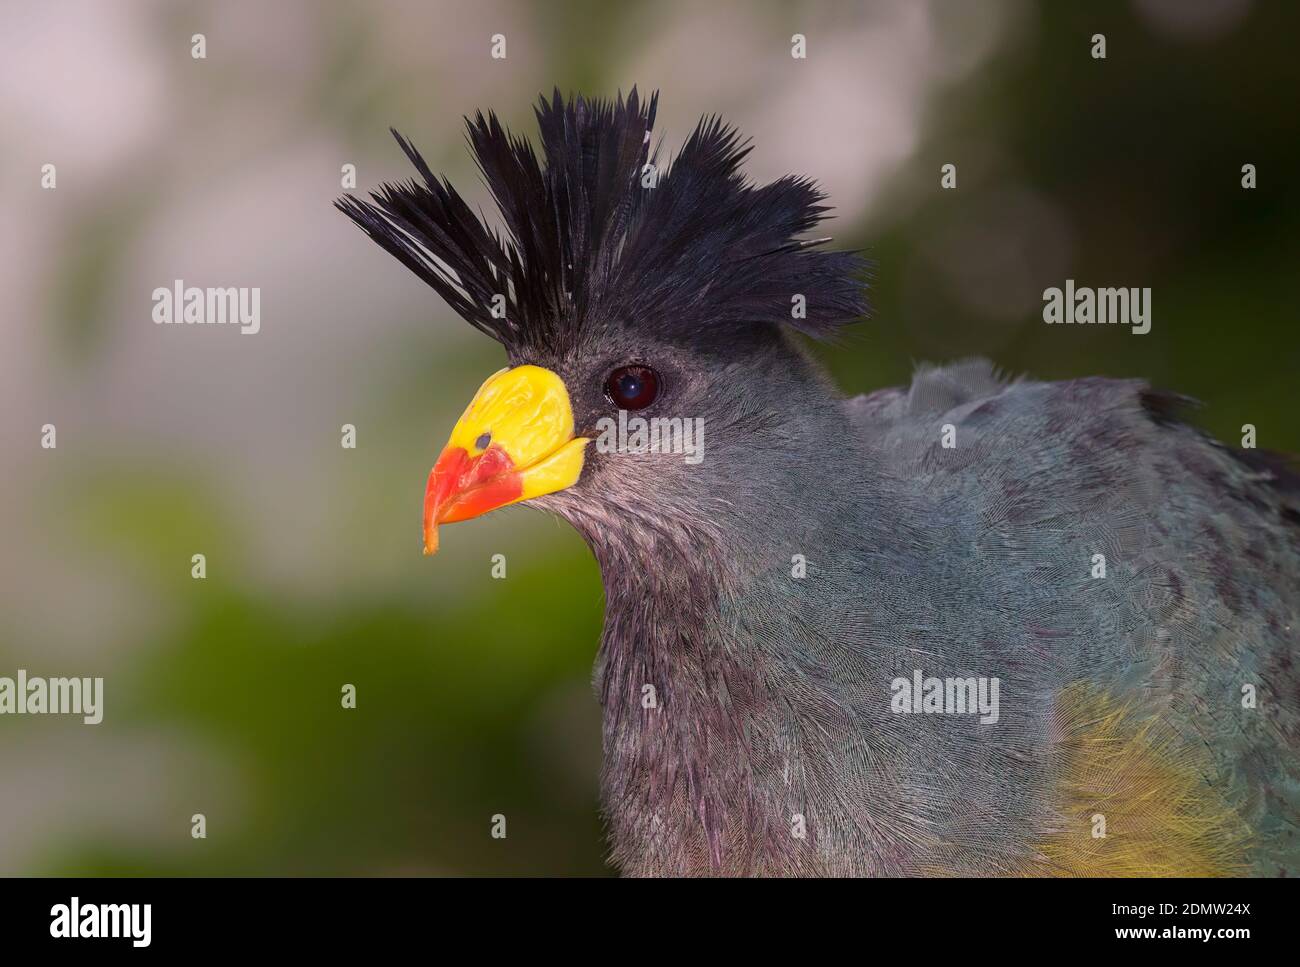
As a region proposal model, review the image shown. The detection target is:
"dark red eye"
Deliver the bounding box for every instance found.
[604,365,660,410]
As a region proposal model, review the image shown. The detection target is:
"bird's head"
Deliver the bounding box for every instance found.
[337,89,868,558]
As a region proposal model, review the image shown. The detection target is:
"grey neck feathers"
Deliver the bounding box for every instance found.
[552,353,921,872]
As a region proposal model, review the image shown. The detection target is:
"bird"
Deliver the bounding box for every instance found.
[338,88,1300,877]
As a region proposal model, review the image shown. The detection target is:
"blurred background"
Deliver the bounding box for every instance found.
[0,0,1296,875]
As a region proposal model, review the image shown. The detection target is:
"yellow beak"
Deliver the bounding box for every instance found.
[422,365,589,555]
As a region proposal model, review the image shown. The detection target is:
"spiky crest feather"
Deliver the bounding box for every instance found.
[336,88,868,352]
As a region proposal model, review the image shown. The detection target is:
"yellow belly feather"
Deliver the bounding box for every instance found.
[1021,683,1253,877]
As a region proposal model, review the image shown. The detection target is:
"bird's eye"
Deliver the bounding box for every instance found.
[604,365,660,410]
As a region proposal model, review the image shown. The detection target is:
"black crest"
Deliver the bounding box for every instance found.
[337,88,868,353]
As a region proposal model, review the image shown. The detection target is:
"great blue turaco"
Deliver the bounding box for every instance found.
[338,89,1299,876]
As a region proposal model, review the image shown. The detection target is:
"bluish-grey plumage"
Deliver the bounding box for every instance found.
[341,91,1300,876]
[538,346,1300,875]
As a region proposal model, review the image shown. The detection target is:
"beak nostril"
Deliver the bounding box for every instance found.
[475,432,492,451]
